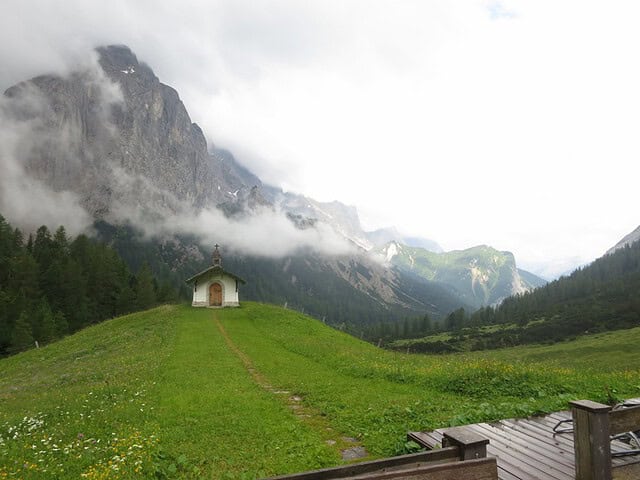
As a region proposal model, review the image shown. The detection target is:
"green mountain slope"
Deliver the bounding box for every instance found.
[377,242,546,308]
[2,303,639,478]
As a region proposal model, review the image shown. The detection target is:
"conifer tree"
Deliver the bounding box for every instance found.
[53,311,69,338]
[0,291,13,352]
[135,263,156,310]
[11,311,34,352]
[34,300,56,343]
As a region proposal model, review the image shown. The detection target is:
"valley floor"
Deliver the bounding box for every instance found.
[1,303,640,478]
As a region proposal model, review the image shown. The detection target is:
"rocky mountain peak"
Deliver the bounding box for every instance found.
[97,45,141,71]
[2,44,258,224]
[607,225,640,255]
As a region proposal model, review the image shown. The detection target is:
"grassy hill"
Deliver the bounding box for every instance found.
[2,303,640,478]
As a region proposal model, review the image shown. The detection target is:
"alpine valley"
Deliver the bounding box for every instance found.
[1,45,546,328]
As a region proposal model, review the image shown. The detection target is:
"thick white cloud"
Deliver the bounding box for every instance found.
[0,80,96,236]
[1,0,639,277]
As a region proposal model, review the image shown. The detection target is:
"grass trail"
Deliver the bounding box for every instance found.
[220,304,483,457]
[154,307,338,478]
[213,311,368,461]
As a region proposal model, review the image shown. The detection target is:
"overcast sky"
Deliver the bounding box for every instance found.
[1,0,639,278]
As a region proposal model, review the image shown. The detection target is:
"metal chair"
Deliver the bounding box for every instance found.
[552,400,640,457]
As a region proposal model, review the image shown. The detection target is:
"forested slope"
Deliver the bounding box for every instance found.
[0,214,174,356]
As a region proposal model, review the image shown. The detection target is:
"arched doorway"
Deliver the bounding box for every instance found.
[209,283,222,306]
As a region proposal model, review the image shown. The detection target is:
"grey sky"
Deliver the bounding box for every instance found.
[1,0,639,278]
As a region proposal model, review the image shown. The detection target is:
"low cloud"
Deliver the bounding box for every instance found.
[109,178,356,258]
[0,52,126,236]
[0,85,93,236]
[169,206,355,258]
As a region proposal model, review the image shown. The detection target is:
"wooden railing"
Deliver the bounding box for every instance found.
[265,427,498,479]
[571,400,640,480]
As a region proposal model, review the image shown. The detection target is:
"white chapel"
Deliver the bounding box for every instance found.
[186,244,246,307]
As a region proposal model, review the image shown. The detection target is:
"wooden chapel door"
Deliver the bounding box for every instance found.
[209,283,222,306]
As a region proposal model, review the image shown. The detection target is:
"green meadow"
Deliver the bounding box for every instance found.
[2,303,640,478]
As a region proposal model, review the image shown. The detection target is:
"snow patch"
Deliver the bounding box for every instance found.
[385,242,399,262]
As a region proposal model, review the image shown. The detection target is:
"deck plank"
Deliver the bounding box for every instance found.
[468,423,572,480]
[487,421,575,468]
[499,418,573,449]
[430,425,563,480]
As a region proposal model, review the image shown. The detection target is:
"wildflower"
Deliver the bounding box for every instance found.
[77,433,85,440]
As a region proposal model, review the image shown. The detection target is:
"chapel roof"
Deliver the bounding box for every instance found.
[185,265,246,285]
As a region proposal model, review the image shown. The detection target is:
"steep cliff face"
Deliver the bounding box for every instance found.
[3,45,252,221]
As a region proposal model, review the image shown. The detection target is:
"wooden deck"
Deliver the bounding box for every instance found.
[409,406,640,480]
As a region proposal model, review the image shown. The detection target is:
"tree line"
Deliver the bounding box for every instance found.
[354,314,434,343]
[0,215,177,356]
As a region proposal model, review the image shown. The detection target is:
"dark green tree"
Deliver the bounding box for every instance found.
[33,299,56,344]
[11,311,34,352]
[135,263,156,310]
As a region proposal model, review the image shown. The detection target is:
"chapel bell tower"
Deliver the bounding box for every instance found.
[212,243,222,267]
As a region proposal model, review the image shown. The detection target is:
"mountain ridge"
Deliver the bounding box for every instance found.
[1,44,542,324]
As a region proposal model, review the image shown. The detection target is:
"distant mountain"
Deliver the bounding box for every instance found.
[517,268,548,289]
[376,242,546,308]
[278,194,373,250]
[607,225,640,255]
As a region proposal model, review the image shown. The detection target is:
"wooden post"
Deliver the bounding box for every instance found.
[441,426,489,460]
[570,400,612,480]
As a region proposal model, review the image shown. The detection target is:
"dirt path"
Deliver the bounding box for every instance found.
[213,311,369,463]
